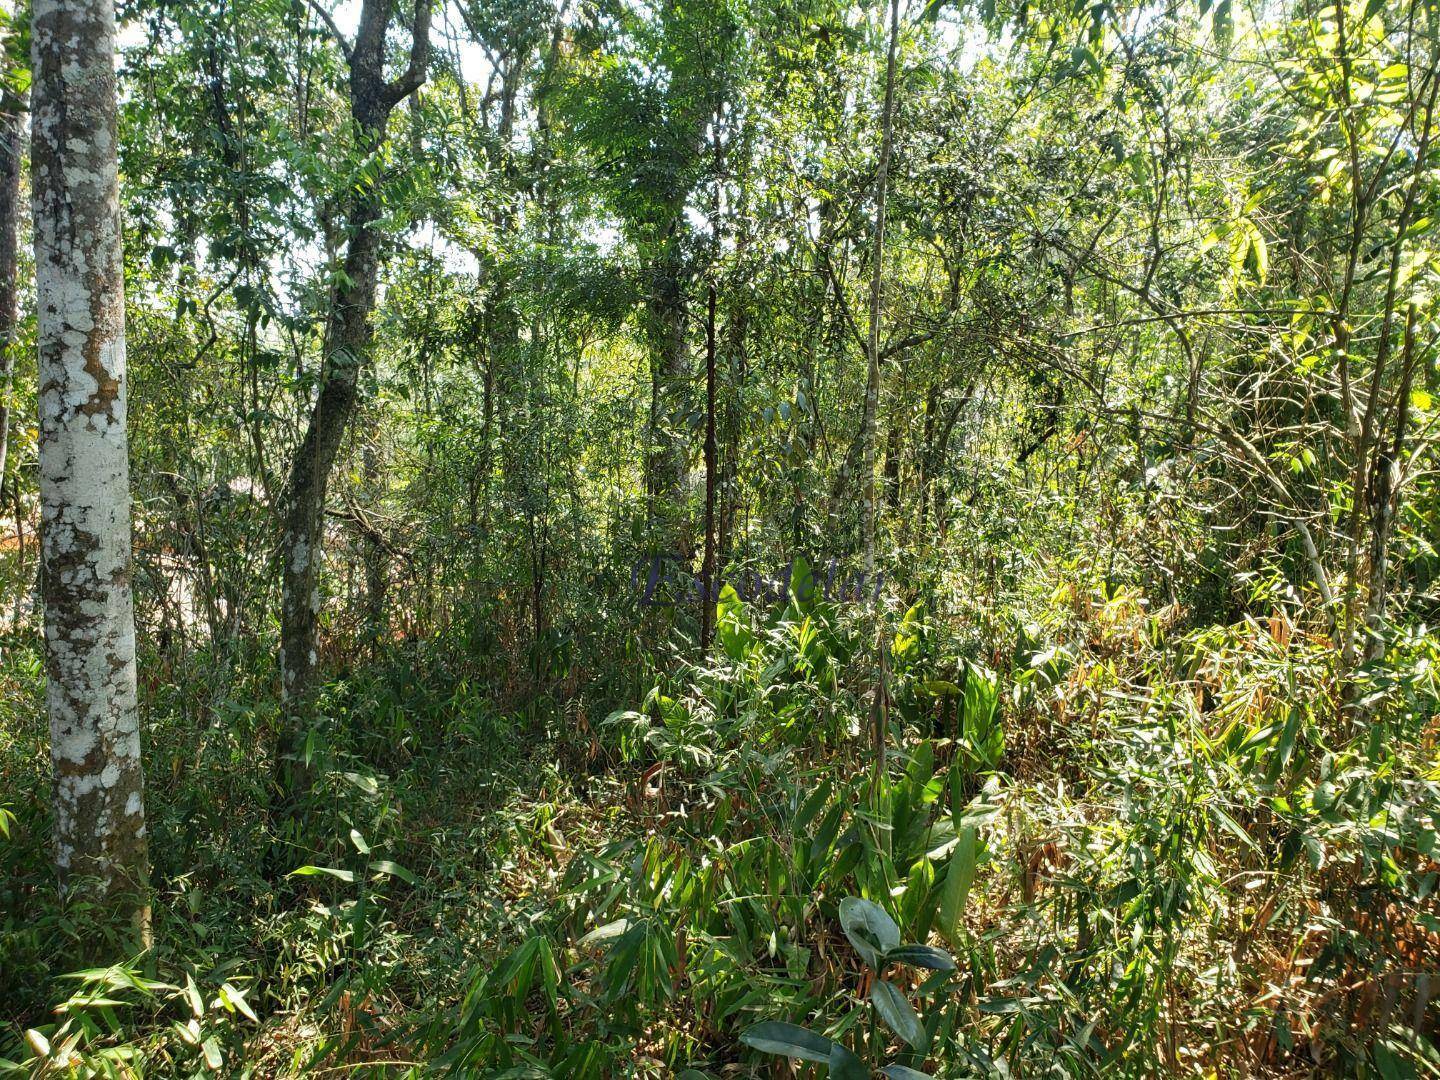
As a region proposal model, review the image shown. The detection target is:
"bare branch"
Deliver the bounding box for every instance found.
[303,0,353,65]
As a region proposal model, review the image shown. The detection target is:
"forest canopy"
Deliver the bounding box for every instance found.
[0,0,1438,1074]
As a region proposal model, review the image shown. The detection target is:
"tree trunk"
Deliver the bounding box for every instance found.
[1338,58,1436,683]
[717,301,747,570]
[278,198,382,701]
[916,383,938,535]
[361,429,386,648]
[643,237,690,547]
[860,0,900,583]
[277,0,430,713]
[880,413,902,514]
[0,76,25,487]
[32,0,150,939]
[700,282,718,650]
[1362,304,1419,667]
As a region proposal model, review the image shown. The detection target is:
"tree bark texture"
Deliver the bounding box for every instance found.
[32,0,150,929]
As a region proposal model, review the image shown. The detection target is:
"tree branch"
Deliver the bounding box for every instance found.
[303,0,353,65]
[385,0,433,105]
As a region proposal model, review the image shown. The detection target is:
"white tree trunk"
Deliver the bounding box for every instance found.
[32,0,150,930]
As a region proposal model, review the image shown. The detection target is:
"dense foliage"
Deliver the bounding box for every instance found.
[1,0,1438,1075]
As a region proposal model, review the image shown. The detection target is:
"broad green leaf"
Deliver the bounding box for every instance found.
[938,826,978,946]
[716,584,755,661]
[871,979,924,1047]
[789,555,817,610]
[828,1043,869,1080]
[886,943,956,970]
[739,1021,834,1063]
[839,896,901,968]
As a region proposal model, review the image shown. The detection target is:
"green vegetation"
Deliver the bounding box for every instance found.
[1,0,1439,1075]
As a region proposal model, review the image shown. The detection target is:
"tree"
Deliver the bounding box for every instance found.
[860,0,900,583]
[0,12,26,487]
[32,0,149,935]
[277,0,431,712]
[558,0,740,554]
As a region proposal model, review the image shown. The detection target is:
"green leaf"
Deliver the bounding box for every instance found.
[1246,227,1268,284]
[578,918,631,946]
[886,944,956,970]
[55,994,131,1010]
[795,778,835,836]
[183,974,204,1019]
[1210,806,1260,853]
[289,865,354,884]
[959,663,1003,771]
[218,982,259,1023]
[789,555,818,610]
[882,1068,936,1080]
[938,825,978,946]
[1373,1040,1409,1080]
[839,896,901,968]
[871,979,924,1047]
[369,859,419,886]
[1070,44,1102,77]
[341,772,379,796]
[716,584,755,661]
[1213,0,1233,43]
[740,1021,834,1064]
[893,601,924,659]
[828,1043,869,1080]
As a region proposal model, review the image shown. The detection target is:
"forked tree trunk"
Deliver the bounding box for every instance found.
[277,0,429,716]
[32,0,150,937]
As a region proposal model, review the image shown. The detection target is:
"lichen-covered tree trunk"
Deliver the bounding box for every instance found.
[32,0,150,933]
[278,199,380,703]
[276,0,429,715]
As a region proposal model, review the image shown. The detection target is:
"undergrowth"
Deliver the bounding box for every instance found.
[2,567,1437,1077]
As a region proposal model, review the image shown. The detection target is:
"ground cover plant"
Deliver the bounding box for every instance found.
[0,0,1438,1075]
